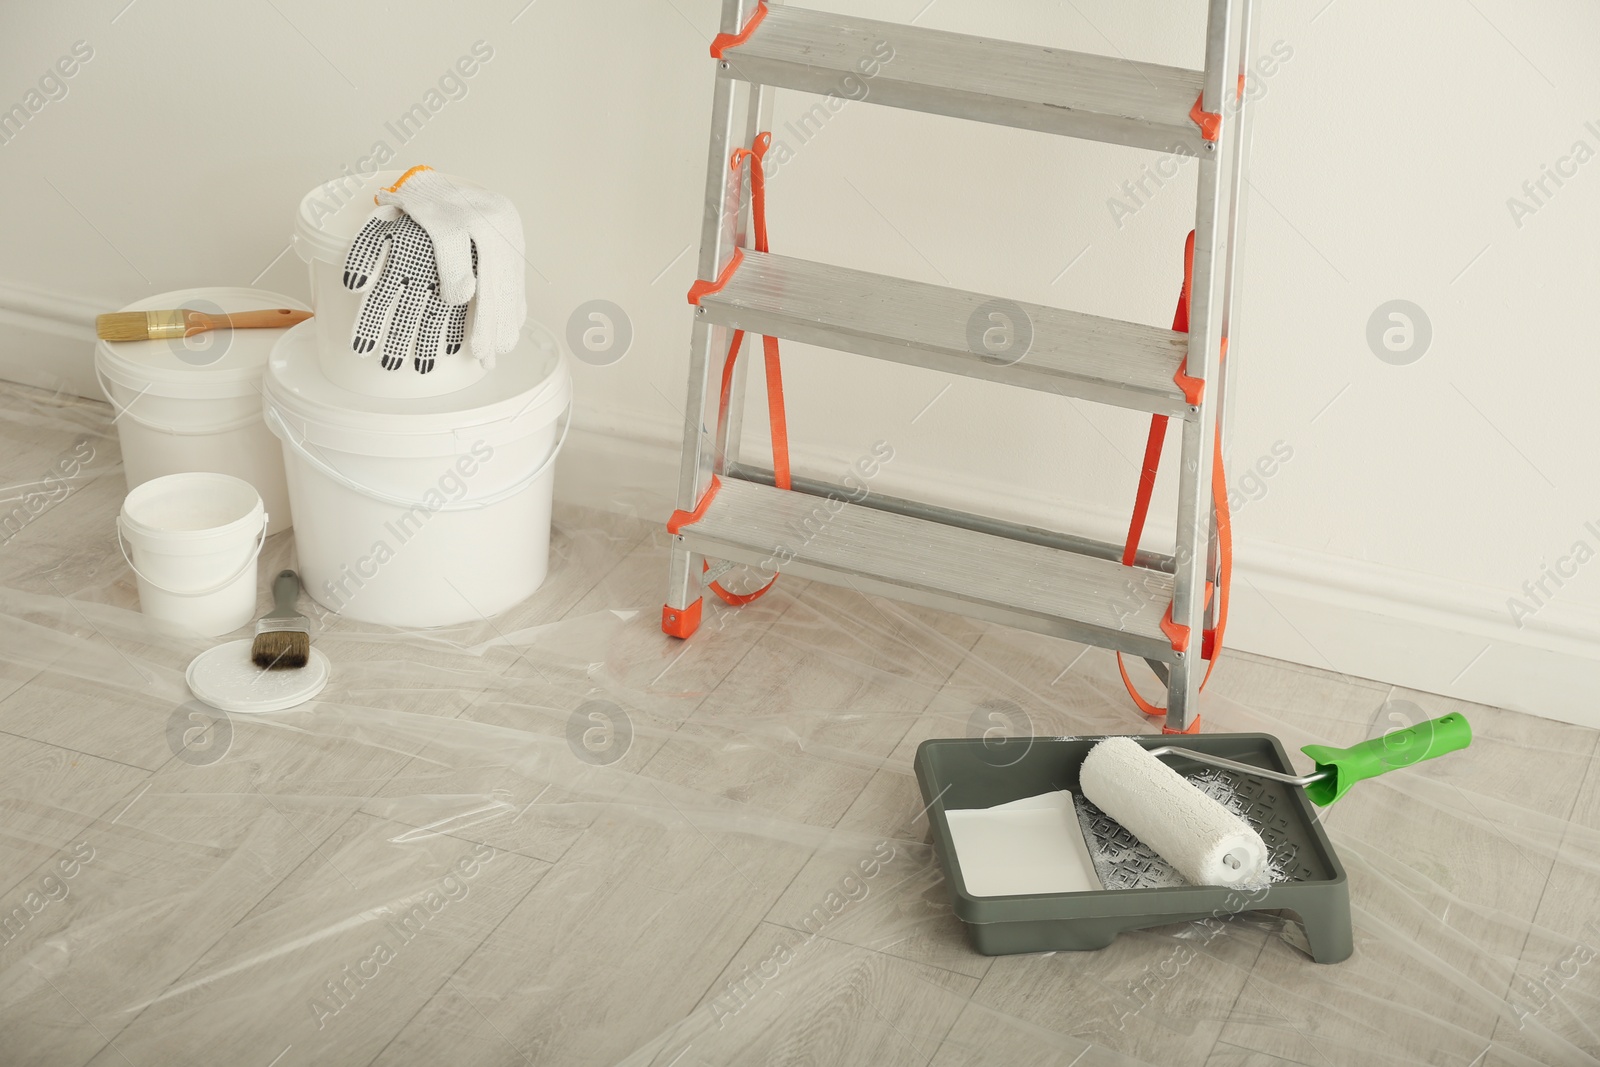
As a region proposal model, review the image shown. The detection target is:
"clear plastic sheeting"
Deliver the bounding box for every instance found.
[1,381,1597,1067]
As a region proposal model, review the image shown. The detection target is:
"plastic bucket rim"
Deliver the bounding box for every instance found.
[117,515,268,598]
[261,347,572,454]
[95,349,270,397]
[264,399,570,513]
[97,363,265,436]
[294,169,485,264]
[120,472,266,543]
[264,358,569,433]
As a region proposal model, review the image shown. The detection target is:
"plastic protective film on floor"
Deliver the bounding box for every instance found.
[1,383,1597,1067]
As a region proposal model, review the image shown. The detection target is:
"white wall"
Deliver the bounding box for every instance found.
[2,0,1596,726]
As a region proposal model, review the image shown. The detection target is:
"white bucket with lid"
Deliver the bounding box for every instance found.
[263,319,571,628]
[292,168,489,400]
[96,287,301,535]
[118,472,267,636]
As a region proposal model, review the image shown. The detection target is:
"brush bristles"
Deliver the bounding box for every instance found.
[97,309,188,341]
[96,312,155,342]
[251,629,310,670]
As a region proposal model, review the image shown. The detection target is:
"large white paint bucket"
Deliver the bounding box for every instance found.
[292,168,489,400]
[96,287,302,536]
[118,472,267,636]
[263,320,570,628]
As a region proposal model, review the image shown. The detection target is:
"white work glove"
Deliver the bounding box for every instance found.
[342,208,469,374]
[375,169,526,368]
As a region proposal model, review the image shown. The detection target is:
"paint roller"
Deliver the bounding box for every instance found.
[1079,713,1472,887]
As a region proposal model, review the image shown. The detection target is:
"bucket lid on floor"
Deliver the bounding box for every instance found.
[95,287,310,400]
[263,319,570,457]
[292,168,483,264]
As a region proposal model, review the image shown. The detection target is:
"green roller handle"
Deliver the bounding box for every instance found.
[1300,712,1472,805]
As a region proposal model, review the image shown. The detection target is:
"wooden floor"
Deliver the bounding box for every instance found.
[1,384,1597,1067]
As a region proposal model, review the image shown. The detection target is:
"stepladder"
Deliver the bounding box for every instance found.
[662,0,1255,734]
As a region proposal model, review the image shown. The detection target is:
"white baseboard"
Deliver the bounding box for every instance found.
[555,415,680,523]
[6,279,1593,730]
[0,279,104,398]
[554,412,1600,731]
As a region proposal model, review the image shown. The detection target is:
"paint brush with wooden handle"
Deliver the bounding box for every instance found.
[96,307,312,342]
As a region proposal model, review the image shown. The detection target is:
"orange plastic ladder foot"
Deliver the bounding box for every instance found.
[1162,717,1203,735]
[661,599,703,639]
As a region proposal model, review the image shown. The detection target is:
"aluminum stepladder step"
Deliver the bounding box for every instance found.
[663,0,1255,734]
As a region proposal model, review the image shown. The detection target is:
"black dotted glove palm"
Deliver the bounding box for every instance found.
[342,211,472,373]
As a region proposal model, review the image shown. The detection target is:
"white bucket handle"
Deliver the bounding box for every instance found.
[117,516,268,597]
[96,363,263,436]
[263,401,571,513]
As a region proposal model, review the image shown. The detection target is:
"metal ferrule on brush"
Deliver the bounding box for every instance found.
[256,617,310,637]
[143,309,189,339]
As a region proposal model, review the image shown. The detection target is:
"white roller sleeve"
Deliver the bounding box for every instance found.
[1079,737,1269,887]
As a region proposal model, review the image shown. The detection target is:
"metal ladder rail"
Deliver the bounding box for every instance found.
[1163,0,1245,732]
[1205,0,1261,650]
[664,0,771,638]
[1151,0,1256,725]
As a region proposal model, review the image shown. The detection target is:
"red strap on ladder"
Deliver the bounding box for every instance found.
[1116,231,1234,726]
[676,132,791,607]
[710,2,769,60]
[1189,75,1248,143]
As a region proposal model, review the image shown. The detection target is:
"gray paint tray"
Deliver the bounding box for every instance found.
[914,733,1353,963]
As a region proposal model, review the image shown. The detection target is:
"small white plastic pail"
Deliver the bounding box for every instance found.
[292,169,488,399]
[118,472,267,636]
[97,287,301,536]
[263,320,570,628]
